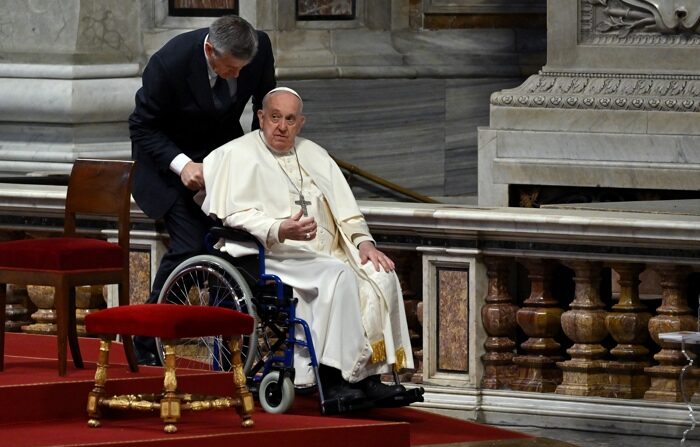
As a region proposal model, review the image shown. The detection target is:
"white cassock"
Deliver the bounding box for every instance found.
[201,130,414,385]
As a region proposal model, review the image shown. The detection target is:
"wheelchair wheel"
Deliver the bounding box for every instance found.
[259,371,295,414]
[156,254,258,373]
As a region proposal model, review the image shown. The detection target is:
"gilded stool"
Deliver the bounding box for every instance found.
[84,303,255,433]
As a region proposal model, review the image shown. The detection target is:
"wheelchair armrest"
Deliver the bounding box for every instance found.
[207,226,262,247]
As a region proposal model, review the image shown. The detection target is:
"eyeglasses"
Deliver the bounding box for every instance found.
[268,113,298,126]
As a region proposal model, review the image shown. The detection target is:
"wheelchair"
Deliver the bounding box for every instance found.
[154,226,424,415]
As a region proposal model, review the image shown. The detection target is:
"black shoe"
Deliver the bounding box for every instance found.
[136,350,161,366]
[319,364,366,402]
[134,336,161,366]
[325,382,367,402]
[355,375,405,401]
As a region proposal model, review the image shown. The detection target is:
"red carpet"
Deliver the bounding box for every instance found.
[1,333,532,447]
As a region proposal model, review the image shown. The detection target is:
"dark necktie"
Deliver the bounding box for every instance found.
[212,76,232,111]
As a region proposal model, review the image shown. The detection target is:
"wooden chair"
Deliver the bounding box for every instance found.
[0,158,138,376]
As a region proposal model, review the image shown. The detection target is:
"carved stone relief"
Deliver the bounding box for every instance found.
[582,0,700,45]
[491,72,700,112]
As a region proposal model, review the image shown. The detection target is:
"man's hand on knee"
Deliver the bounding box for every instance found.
[359,241,395,272]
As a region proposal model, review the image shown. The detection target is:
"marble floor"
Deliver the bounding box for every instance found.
[503,425,700,447]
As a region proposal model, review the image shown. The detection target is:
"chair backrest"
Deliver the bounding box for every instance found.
[64,159,136,261]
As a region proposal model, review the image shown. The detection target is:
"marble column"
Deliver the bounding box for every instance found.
[511,259,563,392]
[556,261,608,397]
[481,257,518,389]
[644,265,699,402]
[0,0,142,176]
[604,263,652,399]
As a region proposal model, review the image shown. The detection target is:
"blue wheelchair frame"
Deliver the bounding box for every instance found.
[204,227,360,414]
[203,226,423,414]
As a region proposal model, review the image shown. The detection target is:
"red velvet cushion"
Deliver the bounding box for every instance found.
[0,237,123,272]
[85,304,255,338]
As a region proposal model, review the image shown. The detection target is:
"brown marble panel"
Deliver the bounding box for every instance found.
[423,14,545,29]
[437,268,469,372]
[130,250,151,305]
[172,0,236,9]
[297,0,354,18]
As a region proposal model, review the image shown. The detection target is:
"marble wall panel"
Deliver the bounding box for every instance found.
[496,130,700,164]
[286,78,446,197]
[280,77,527,200]
[437,268,469,372]
[445,78,523,196]
[130,250,152,305]
[0,0,142,63]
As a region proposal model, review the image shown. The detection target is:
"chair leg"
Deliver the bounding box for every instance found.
[0,283,6,372]
[228,336,255,428]
[118,280,138,372]
[54,283,83,376]
[87,338,111,428]
[160,343,181,433]
[67,285,83,369]
[54,283,69,376]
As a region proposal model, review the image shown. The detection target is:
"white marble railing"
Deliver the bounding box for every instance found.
[2,183,700,440]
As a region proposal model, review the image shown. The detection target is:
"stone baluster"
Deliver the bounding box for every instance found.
[556,261,608,396]
[4,285,34,332]
[23,285,57,334]
[644,265,699,402]
[77,286,107,336]
[511,259,564,392]
[481,257,519,389]
[22,285,106,336]
[604,263,652,398]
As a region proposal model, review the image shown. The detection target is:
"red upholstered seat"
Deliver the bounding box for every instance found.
[0,238,123,272]
[85,304,255,339]
[85,302,257,432]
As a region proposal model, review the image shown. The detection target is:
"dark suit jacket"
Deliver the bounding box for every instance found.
[129,27,276,219]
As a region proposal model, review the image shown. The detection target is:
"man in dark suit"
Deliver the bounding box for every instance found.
[129,15,275,365]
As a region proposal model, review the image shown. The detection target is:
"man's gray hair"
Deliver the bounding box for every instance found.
[208,15,258,61]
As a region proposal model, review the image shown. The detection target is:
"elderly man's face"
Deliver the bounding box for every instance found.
[257,92,305,153]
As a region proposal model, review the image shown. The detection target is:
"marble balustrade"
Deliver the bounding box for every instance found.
[2,183,700,439]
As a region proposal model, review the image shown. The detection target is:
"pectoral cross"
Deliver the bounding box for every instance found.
[295,193,311,216]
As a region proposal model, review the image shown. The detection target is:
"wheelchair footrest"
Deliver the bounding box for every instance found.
[320,396,374,415]
[319,387,425,414]
[372,386,425,408]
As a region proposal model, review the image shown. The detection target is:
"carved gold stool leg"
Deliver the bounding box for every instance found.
[87,338,111,428]
[160,342,181,433]
[229,336,254,427]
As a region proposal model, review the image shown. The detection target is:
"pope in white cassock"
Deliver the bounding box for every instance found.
[201,87,414,403]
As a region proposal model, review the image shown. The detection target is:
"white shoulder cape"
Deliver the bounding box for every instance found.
[201,131,362,223]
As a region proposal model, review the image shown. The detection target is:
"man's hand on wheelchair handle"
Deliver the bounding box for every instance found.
[359,241,395,273]
[279,209,317,242]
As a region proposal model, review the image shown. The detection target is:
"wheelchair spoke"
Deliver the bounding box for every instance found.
[156,256,259,373]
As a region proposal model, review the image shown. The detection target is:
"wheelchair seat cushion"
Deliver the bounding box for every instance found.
[85,304,255,339]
